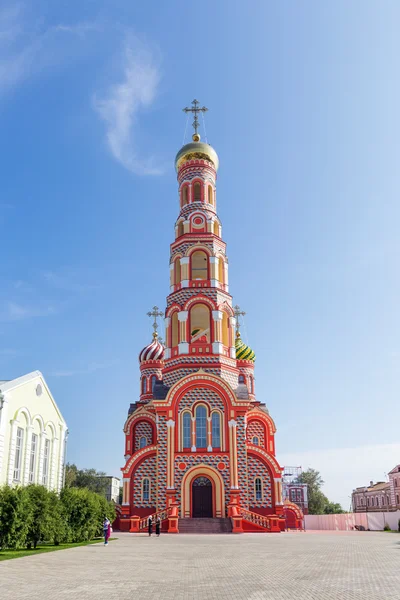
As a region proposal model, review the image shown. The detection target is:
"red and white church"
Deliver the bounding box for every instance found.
[118,101,303,533]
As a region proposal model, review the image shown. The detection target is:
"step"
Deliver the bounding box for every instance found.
[178,518,232,534]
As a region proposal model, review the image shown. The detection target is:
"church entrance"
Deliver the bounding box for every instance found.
[192,476,213,518]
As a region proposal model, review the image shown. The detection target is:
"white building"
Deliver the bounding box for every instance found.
[104,476,120,503]
[0,371,68,492]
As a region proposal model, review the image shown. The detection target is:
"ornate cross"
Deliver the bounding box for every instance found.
[147,306,164,337]
[183,99,208,136]
[233,305,246,333]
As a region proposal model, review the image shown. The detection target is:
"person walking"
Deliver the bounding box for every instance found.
[148,516,153,537]
[156,517,161,537]
[103,517,111,546]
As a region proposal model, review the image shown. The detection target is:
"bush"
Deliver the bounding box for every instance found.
[383,523,391,531]
[398,519,400,532]
[0,484,115,549]
[0,486,32,549]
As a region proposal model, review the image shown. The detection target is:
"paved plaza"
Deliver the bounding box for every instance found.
[1,531,399,599]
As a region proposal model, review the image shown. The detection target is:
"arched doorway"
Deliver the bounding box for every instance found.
[192,476,213,518]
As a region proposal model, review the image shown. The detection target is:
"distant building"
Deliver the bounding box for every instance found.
[352,481,393,512]
[282,466,308,515]
[388,465,400,510]
[0,371,68,492]
[104,476,120,503]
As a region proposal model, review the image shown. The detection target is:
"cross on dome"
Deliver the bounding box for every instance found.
[146,306,164,339]
[233,304,246,336]
[182,99,208,141]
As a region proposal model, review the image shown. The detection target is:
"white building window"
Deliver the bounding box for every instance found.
[252,436,259,445]
[42,439,51,486]
[195,405,207,448]
[29,433,38,483]
[13,427,24,481]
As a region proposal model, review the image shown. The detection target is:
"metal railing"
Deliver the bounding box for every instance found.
[138,508,169,531]
[239,507,271,530]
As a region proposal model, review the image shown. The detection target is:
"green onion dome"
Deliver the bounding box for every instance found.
[235,332,256,362]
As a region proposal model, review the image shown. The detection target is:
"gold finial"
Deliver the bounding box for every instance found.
[192,133,201,142]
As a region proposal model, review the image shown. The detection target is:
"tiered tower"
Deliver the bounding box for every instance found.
[119,102,289,533]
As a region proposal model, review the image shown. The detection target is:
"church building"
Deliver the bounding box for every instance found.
[119,101,302,533]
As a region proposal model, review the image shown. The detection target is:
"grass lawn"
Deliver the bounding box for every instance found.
[0,537,116,561]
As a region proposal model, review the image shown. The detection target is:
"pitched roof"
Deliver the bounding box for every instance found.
[389,464,400,475]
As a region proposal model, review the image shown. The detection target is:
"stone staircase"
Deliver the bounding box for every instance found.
[178,518,232,534]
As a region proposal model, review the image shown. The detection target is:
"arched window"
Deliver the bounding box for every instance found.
[139,436,147,449]
[42,438,51,486]
[181,186,188,206]
[142,478,150,502]
[371,497,374,506]
[190,303,210,343]
[194,182,201,201]
[174,258,181,285]
[141,377,147,394]
[211,412,221,448]
[183,413,191,448]
[250,376,254,394]
[195,405,207,448]
[218,257,224,284]
[177,221,184,237]
[238,374,245,384]
[150,375,157,393]
[255,478,262,501]
[222,312,229,347]
[13,427,24,482]
[171,312,179,347]
[252,436,259,446]
[208,185,213,206]
[213,220,219,236]
[191,250,208,280]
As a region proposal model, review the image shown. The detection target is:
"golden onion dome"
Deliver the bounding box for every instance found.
[235,332,256,362]
[175,134,219,172]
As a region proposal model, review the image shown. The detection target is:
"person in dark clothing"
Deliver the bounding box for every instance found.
[148,516,153,537]
[156,517,161,537]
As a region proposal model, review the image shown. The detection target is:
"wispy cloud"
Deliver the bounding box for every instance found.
[0,301,56,322]
[51,359,118,377]
[42,269,100,293]
[93,36,163,176]
[0,4,100,95]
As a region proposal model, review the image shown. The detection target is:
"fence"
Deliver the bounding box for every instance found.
[305,510,400,531]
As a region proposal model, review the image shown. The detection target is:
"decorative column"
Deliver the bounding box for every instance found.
[0,392,10,482]
[180,257,190,287]
[191,416,196,452]
[229,317,236,358]
[178,311,189,354]
[228,420,239,496]
[58,425,68,492]
[209,256,218,287]
[169,263,174,291]
[49,435,59,491]
[164,316,171,359]
[166,419,175,490]
[183,220,190,234]
[224,259,229,290]
[122,477,130,506]
[22,425,33,486]
[7,420,18,485]
[212,310,223,354]
[207,416,212,452]
[37,431,47,486]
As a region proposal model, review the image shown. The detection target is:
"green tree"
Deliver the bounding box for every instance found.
[60,487,115,542]
[0,486,32,549]
[25,485,54,548]
[324,502,345,514]
[64,463,109,496]
[297,468,344,514]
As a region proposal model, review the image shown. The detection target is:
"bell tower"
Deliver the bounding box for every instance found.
[163,100,244,390]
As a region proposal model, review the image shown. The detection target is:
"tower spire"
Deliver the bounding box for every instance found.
[183,99,208,141]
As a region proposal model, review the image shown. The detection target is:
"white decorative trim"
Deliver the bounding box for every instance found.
[228,419,237,428]
[166,419,175,428]
[212,342,223,354]
[191,445,196,452]
[178,311,189,322]
[178,342,189,354]
[212,310,223,321]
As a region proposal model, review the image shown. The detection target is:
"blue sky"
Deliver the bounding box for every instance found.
[1,1,399,509]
